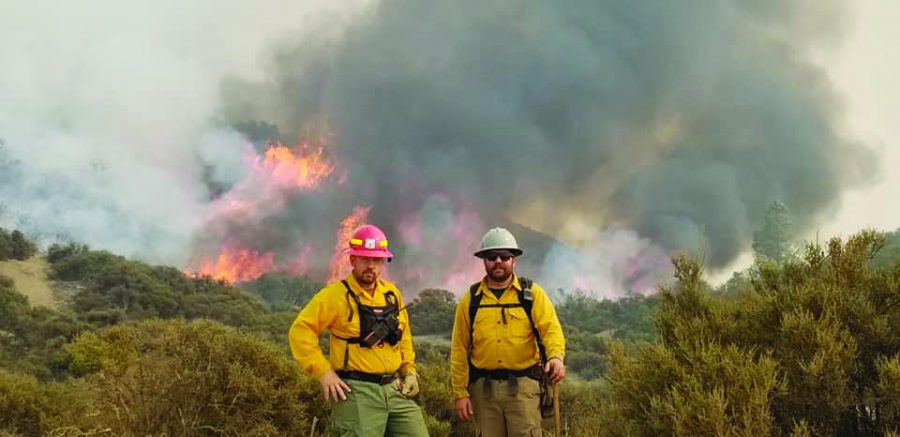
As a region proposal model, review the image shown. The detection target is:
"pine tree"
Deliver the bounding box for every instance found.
[753,201,794,263]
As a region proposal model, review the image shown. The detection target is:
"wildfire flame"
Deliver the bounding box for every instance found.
[328,206,371,282]
[184,242,275,284]
[185,137,340,283]
[253,141,336,189]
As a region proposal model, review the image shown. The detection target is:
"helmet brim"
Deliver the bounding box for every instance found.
[349,248,395,259]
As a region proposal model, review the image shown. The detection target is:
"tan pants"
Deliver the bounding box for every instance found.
[469,376,542,437]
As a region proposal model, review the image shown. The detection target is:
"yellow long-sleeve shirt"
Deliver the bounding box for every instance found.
[288,274,417,378]
[449,275,565,399]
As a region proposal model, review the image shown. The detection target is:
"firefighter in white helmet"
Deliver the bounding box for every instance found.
[449,227,566,436]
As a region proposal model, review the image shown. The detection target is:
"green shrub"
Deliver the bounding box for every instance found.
[0,368,100,435]
[67,319,321,435]
[408,289,456,336]
[0,229,37,261]
[601,232,900,436]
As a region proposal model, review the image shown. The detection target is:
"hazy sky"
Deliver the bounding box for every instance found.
[818,0,900,237]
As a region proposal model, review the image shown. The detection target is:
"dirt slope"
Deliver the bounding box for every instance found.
[0,256,57,308]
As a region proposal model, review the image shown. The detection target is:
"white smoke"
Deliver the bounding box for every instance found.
[0,0,372,262]
[537,230,673,301]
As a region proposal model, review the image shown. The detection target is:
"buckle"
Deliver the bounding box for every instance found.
[379,374,396,385]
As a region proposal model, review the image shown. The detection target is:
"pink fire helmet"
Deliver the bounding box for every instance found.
[348,225,394,260]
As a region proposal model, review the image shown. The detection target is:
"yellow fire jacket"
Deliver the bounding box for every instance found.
[449,275,566,399]
[288,274,417,378]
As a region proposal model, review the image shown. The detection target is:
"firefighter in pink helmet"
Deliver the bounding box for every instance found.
[289,225,428,436]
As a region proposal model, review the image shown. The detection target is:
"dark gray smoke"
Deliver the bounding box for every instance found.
[221,0,876,269]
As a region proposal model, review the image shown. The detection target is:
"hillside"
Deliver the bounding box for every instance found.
[0,257,56,309]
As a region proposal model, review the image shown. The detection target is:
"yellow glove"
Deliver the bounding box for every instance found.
[398,373,419,397]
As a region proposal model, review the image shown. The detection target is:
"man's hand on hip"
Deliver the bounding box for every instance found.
[320,370,351,402]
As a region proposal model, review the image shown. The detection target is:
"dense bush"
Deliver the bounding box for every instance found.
[556,293,659,343]
[0,368,99,436]
[416,357,476,437]
[46,242,89,264]
[0,275,85,379]
[0,228,37,261]
[601,232,900,436]
[67,319,324,436]
[48,249,273,333]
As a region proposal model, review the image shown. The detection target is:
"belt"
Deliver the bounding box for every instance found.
[336,370,397,385]
[469,364,542,383]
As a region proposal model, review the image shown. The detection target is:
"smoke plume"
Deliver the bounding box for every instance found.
[1,0,878,297]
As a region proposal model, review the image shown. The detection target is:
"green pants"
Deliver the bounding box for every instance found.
[331,379,429,437]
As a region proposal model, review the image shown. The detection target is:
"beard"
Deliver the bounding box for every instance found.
[487,266,512,282]
[353,269,378,286]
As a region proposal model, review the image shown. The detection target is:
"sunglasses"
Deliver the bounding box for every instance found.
[482,252,514,262]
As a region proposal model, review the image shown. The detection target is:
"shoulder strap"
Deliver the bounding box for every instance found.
[467,282,482,361]
[517,277,548,364]
[337,280,359,370]
[341,280,360,322]
[467,282,482,328]
[385,290,398,307]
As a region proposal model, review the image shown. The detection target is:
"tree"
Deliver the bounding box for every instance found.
[240,273,322,311]
[408,289,457,336]
[872,228,900,269]
[9,230,36,260]
[753,200,795,263]
[0,228,38,261]
[46,242,89,264]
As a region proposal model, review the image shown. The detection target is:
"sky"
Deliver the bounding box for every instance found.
[817,0,900,237]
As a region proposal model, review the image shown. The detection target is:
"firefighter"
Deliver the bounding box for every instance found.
[289,225,428,436]
[450,227,566,436]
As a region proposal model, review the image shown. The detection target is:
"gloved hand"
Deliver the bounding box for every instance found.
[398,373,419,397]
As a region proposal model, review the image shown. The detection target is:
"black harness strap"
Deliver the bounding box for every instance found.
[334,280,398,369]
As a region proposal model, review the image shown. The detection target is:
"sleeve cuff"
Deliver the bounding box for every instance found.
[311,364,333,379]
[548,351,565,361]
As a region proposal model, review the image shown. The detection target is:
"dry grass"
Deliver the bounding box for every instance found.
[0,256,56,308]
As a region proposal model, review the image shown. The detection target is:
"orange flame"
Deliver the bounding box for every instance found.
[255,141,336,189]
[185,243,275,284]
[328,206,371,282]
